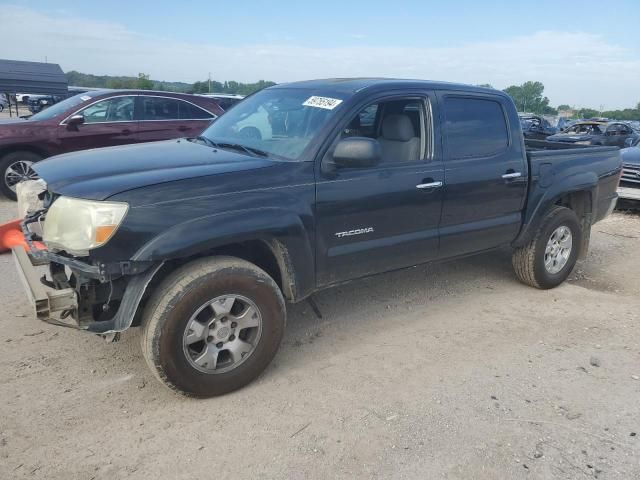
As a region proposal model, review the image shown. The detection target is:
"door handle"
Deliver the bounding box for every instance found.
[178,126,190,132]
[416,181,443,190]
[121,129,132,136]
[502,172,522,180]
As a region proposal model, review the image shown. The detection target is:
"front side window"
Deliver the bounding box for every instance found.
[336,98,427,164]
[201,88,347,161]
[443,97,508,159]
[80,96,135,123]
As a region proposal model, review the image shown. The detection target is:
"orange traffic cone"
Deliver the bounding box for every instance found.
[0,219,45,253]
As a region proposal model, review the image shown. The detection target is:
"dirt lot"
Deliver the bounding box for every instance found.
[0,197,638,480]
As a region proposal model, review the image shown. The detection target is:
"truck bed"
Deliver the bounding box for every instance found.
[520,139,622,234]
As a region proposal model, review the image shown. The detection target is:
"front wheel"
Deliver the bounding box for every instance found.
[0,151,42,200]
[141,256,286,397]
[512,206,582,289]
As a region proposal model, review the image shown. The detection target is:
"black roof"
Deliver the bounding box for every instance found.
[273,78,502,96]
[0,59,68,94]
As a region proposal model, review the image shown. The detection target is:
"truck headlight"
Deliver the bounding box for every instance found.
[42,197,128,255]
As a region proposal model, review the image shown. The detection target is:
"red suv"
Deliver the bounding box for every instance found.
[0,90,223,199]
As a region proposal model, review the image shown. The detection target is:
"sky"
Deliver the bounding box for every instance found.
[1,1,639,109]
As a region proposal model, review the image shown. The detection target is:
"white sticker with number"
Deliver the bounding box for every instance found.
[302,96,343,110]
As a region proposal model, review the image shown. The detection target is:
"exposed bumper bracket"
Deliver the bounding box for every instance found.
[13,246,77,321]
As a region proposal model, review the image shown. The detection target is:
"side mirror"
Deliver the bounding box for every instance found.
[67,114,85,126]
[625,137,635,148]
[332,137,381,169]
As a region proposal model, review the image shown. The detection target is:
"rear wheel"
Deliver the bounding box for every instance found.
[0,151,42,200]
[512,206,582,289]
[141,256,286,397]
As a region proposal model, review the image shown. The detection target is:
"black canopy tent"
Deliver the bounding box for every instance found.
[0,59,67,117]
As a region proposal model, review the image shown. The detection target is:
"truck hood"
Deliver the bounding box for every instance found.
[34,139,275,200]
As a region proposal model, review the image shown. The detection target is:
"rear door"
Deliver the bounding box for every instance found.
[136,96,216,142]
[315,93,444,286]
[437,92,527,258]
[57,95,139,152]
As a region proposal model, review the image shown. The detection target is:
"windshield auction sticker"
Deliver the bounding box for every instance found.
[303,96,343,110]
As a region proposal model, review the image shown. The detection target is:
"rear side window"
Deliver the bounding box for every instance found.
[179,101,215,120]
[443,97,509,159]
[141,97,214,121]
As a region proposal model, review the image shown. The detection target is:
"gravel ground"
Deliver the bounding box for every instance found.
[0,197,638,479]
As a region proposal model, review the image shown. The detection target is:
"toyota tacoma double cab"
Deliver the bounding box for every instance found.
[11,79,622,397]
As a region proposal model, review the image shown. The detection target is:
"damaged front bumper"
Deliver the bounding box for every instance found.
[13,217,162,336]
[13,246,77,324]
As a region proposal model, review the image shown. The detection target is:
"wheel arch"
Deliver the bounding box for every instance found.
[128,239,299,330]
[514,181,596,257]
[0,144,48,161]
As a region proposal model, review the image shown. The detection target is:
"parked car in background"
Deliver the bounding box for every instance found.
[618,140,640,204]
[546,121,639,148]
[0,90,223,199]
[557,117,579,132]
[197,93,244,111]
[15,93,33,104]
[519,114,557,140]
[27,94,68,114]
[13,78,621,397]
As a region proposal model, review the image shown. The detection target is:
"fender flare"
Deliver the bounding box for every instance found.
[513,171,597,248]
[131,207,315,298]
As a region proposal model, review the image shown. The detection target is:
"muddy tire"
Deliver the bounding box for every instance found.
[0,151,42,200]
[141,256,286,397]
[512,206,582,289]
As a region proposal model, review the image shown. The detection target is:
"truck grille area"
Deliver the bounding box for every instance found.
[620,164,640,187]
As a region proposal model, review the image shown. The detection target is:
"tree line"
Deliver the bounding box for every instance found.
[66,71,275,96]
[66,72,639,120]
[497,80,639,120]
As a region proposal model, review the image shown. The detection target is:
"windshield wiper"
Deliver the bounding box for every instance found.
[194,135,218,148]
[215,142,270,158]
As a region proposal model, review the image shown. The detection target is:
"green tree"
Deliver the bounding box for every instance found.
[503,81,550,114]
[136,73,154,90]
[557,104,571,111]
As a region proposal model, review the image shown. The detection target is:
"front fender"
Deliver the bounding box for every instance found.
[131,207,315,298]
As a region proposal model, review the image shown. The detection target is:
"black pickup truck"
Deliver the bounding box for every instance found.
[12,79,621,397]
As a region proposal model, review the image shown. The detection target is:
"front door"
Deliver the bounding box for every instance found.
[437,92,528,258]
[58,95,139,153]
[316,94,444,286]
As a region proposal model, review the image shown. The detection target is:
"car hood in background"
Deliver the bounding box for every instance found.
[34,139,275,200]
[621,146,640,167]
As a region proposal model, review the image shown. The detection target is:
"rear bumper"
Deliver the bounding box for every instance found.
[617,186,640,201]
[12,246,78,325]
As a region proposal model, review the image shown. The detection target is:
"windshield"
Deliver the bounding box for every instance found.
[29,92,98,121]
[200,88,346,161]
